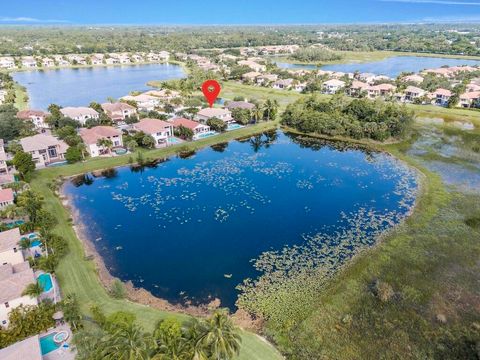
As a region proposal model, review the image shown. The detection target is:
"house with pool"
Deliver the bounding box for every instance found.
[196,108,233,124]
[79,126,124,157]
[132,118,174,147]
[0,261,37,327]
[20,134,68,168]
[0,188,14,209]
[170,117,211,139]
[101,102,137,122]
[60,107,99,126]
[0,228,23,266]
[17,110,50,130]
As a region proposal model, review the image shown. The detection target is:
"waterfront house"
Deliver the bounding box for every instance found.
[60,107,99,125]
[348,80,369,97]
[0,335,42,360]
[367,83,396,99]
[121,94,160,112]
[101,102,137,122]
[459,91,480,108]
[0,261,37,327]
[66,55,87,65]
[0,228,23,266]
[20,134,68,168]
[242,71,261,82]
[402,74,424,84]
[158,51,171,61]
[256,74,278,85]
[52,55,70,67]
[323,79,346,94]
[0,139,10,175]
[238,60,266,72]
[404,86,426,102]
[431,88,452,106]
[90,55,104,65]
[80,126,123,157]
[132,118,173,147]
[41,58,55,67]
[225,101,255,111]
[144,89,181,101]
[17,109,50,130]
[0,57,16,69]
[170,117,211,138]
[21,57,37,68]
[0,189,14,209]
[196,108,233,123]
[272,79,294,90]
[105,57,120,65]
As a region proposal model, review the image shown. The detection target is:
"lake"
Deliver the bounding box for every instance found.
[276,56,480,77]
[13,63,185,110]
[63,131,418,309]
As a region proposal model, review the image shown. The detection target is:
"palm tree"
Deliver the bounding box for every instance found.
[19,237,32,250]
[97,138,114,156]
[102,323,152,360]
[252,103,263,124]
[22,282,43,298]
[263,99,279,122]
[192,310,241,360]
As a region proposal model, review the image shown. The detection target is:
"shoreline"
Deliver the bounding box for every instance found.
[59,185,221,318]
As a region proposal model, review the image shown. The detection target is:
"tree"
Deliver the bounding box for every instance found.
[252,103,263,124]
[141,134,156,149]
[89,101,103,113]
[231,108,251,125]
[97,138,114,156]
[0,105,35,141]
[102,322,151,360]
[126,139,138,152]
[206,117,227,132]
[16,190,43,223]
[62,294,83,330]
[66,146,83,163]
[263,99,279,121]
[22,282,43,298]
[153,318,191,360]
[12,151,35,181]
[174,125,194,141]
[110,279,127,299]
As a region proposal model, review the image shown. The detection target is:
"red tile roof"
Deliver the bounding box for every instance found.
[0,188,14,203]
[170,117,205,130]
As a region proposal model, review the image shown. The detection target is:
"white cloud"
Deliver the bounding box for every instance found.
[0,17,69,23]
[380,0,480,5]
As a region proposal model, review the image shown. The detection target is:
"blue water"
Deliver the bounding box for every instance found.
[227,124,244,131]
[38,273,53,292]
[275,62,319,70]
[13,63,185,110]
[40,333,60,355]
[196,131,218,139]
[322,56,480,78]
[30,240,42,247]
[64,131,417,308]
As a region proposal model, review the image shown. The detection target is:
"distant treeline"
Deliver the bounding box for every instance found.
[281,95,414,141]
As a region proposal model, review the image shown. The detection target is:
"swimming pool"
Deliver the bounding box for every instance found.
[227,123,244,131]
[168,137,182,144]
[47,161,68,167]
[195,131,218,140]
[40,333,60,355]
[38,273,53,293]
[115,148,127,155]
[30,240,42,247]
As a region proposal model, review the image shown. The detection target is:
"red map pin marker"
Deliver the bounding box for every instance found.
[202,80,221,108]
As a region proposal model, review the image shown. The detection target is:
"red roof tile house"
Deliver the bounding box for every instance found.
[132,118,174,147]
[16,110,50,130]
[0,188,14,209]
[79,126,124,157]
[101,102,137,122]
[431,88,452,106]
[19,134,68,168]
[196,108,233,124]
[367,84,396,99]
[459,91,480,108]
[170,117,210,139]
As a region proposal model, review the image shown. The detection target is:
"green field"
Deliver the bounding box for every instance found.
[30,121,283,360]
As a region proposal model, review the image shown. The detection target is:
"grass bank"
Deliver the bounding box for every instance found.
[30,121,283,360]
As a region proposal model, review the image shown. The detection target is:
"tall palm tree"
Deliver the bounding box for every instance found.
[22,282,43,298]
[193,310,241,360]
[97,138,114,156]
[102,323,152,360]
[263,99,279,121]
[252,103,263,124]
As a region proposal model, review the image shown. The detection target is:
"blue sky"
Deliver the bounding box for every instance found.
[1,0,480,25]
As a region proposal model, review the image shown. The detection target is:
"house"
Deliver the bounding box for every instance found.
[348,80,369,97]
[238,60,266,72]
[242,71,261,82]
[170,117,210,138]
[0,261,37,327]
[66,55,87,65]
[0,57,16,69]
[105,57,120,65]
[90,55,104,65]
[117,54,131,64]
[293,82,307,92]
[121,94,160,112]
[60,107,99,125]
[20,134,68,168]
[0,189,14,209]
[0,228,23,266]
[272,79,294,90]
[17,109,50,130]
[225,101,255,111]
[0,334,42,360]
[101,102,137,122]
[52,55,70,67]
[80,126,123,157]
[132,118,174,147]
[196,108,233,123]
[403,74,424,84]
[21,57,37,68]
[323,79,345,94]
[459,91,480,108]
[404,86,426,102]
[367,84,396,99]
[41,58,55,67]
[144,89,181,101]
[431,88,452,106]
[158,51,170,61]
[0,139,10,175]
[256,74,278,85]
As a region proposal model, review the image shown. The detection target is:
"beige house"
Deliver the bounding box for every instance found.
[80,126,124,157]
[0,189,14,209]
[238,60,266,72]
[404,86,426,102]
[20,134,68,168]
[367,84,396,99]
[101,102,137,122]
[0,262,37,327]
[0,334,42,359]
[242,71,261,82]
[323,79,346,94]
[132,118,174,147]
[17,109,50,130]
[0,57,16,69]
[196,108,233,123]
[170,117,211,139]
[459,91,480,108]
[121,94,160,112]
[0,228,23,266]
[60,107,99,125]
[21,57,37,68]
[431,88,452,106]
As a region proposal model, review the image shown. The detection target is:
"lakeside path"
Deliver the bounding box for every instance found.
[30,120,283,360]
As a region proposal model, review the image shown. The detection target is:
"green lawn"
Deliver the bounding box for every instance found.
[30,122,283,360]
